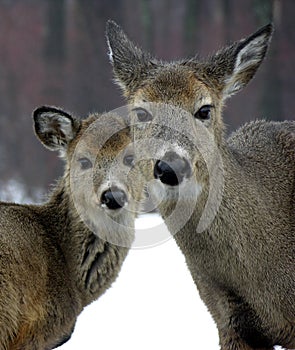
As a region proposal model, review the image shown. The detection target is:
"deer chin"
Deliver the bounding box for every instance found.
[83,207,135,246]
[149,176,202,203]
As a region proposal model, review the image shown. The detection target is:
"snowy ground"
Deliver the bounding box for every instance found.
[58,214,220,350]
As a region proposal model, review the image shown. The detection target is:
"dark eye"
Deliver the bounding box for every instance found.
[123,154,135,167]
[194,105,212,120]
[78,157,93,170]
[132,107,153,122]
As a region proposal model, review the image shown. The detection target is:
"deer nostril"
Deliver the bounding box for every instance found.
[100,188,127,210]
[154,160,164,177]
[154,160,179,186]
[154,153,192,186]
[154,160,172,179]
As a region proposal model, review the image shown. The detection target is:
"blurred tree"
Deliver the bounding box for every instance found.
[184,0,200,57]
[254,0,283,121]
[43,0,66,105]
[140,0,153,51]
[253,0,273,24]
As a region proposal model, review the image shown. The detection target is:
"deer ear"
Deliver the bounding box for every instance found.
[33,106,81,155]
[209,24,273,100]
[106,20,155,95]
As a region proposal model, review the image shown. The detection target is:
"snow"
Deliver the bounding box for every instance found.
[58,214,219,349]
[0,179,44,204]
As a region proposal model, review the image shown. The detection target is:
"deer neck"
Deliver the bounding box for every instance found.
[44,180,130,306]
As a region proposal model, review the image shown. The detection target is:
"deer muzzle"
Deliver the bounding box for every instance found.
[100,187,128,210]
[154,151,192,186]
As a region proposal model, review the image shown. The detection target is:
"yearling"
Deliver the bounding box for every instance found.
[106,21,295,349]
[0,106,143,349]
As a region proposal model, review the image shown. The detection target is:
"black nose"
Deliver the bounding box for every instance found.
[100,187,127,210]
[154,151,191,186]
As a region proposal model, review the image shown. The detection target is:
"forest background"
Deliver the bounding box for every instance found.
[0,0,293,201]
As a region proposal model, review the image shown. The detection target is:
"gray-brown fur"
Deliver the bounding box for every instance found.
[0,106,144,349]
[106,21,295,349]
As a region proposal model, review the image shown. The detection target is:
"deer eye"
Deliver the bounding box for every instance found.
[123,154,135,167]
[132,107,153,122]
[78,157,93,170]
[194,105,212,121]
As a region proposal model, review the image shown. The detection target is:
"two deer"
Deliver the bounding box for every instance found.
[0,106,146,349]
[106,21,295,350]
[0,20,294,350]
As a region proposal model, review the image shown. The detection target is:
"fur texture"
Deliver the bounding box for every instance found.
[106,21,295,349]
[0,107,144,349]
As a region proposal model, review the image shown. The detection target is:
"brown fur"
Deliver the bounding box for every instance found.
[0,106,144,349]
[106,21,295,349]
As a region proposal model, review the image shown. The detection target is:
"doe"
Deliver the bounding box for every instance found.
[0,106,143,349]
[106,21,295,349]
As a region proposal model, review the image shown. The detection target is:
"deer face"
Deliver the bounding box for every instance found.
[131,66,224,147]
[34,106,145,245]
[129,69,222,190]
[106,21,272,191]
[130,102,217,204]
